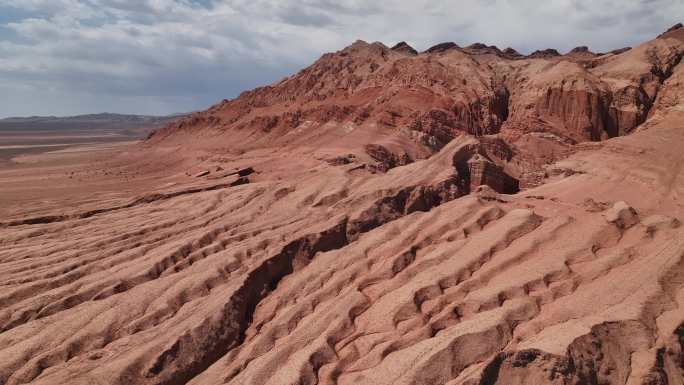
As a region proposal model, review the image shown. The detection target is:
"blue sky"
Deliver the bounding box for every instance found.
[0,0,682,117]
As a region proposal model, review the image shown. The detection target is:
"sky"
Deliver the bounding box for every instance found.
[0,0,683,118]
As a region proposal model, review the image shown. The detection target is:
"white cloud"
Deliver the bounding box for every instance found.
[0,0,682,117]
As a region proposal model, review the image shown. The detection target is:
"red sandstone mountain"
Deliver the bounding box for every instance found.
[2,25,684,385]
[152,24,684,189]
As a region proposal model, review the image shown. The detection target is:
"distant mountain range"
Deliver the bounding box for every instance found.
[0,113,186,141]
[0,113,188,137]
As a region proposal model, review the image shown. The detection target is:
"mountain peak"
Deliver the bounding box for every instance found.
[424,42,460,54]
[502,47,523,57]
[659,22,684,38]
[528,48,561,58]
[568,46,593,54]
[391,41,418,55]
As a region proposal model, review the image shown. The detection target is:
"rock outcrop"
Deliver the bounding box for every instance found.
[569,45,592,54]
[609,46,632,55]
[528,48,561,58]
[390,41,418,55]
[364,144,413,172]
[466,154,519,194]
[659,22,684,38]
[424,42,460,53]
[502,47,523,58]
[604,201,639,229]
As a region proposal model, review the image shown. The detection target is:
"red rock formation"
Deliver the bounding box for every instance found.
[390,41,418,56]
[424,42,460,54]
[4,24,684,385]
[502,47,523,58]
[364,143,413,172]
[568,46,592,54]
[658,22,684,38]
[466,154,519,194]
[151,27,684,191]
[528,48,561,58]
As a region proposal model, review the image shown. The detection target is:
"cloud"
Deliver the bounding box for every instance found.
[0,0,682,117]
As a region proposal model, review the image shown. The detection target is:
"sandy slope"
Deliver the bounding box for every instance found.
[2,28,684,385]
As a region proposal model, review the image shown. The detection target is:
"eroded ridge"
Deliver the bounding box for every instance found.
[2,132,684,385]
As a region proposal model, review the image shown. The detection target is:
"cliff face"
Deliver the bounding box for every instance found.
[466,154,519,194]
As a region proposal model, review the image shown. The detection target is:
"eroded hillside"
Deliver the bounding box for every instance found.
[2,25,684,385]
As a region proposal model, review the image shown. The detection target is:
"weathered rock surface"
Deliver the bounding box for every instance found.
[364,143,413,172]
[466,154,519,194]
[604,200,639,229]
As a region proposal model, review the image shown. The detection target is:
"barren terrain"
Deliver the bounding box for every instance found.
[0,114,181,164]
[2,26,684,385]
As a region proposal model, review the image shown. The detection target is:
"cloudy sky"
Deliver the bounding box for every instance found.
[0,0,682,118]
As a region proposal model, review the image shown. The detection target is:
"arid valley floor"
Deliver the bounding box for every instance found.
[2,25,684,385]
